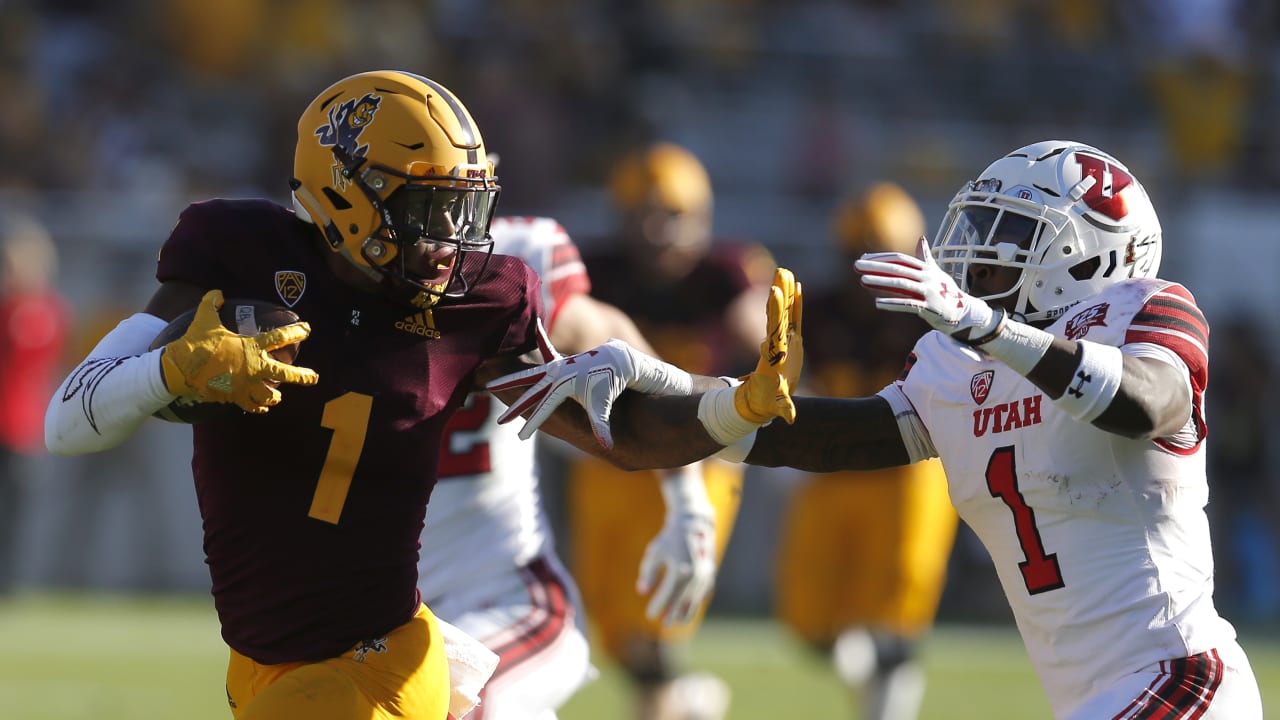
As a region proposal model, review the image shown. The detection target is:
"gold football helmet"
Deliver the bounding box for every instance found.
[608,142,712,215]
[291,70,499,308]
[607,142,713,279]
[832,181,925,256]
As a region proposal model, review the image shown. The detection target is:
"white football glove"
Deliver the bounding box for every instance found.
[854,236,1003,345]
[638,464,718,627]
[487,338,693,449]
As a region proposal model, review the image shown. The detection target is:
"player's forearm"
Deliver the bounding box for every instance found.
[746,396,909,472]
[45,314,176,455]
[602,379,730,470]
[1006,332,1187,439]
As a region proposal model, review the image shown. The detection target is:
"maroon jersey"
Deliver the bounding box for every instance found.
[156,199,543,664]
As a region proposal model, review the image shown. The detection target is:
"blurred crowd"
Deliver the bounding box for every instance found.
[3,0,1280,625]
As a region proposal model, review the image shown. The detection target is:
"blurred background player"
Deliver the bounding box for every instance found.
[566,141,776,720]
[0,209,69,594]
[773,183,957,720]
[418,215,720,719]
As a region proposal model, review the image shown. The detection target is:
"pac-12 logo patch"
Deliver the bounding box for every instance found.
[1065,302,1109,340]
[970,370,994,405]
[275,270,306,307]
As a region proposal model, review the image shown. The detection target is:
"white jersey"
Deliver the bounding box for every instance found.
[897,278,1236,718]
[418,216,591,604]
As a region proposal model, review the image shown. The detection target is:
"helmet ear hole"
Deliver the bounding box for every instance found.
[323,187,352,211]
[1068,256,1101,281]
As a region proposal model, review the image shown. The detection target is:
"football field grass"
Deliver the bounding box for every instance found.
[1,593,1276,719]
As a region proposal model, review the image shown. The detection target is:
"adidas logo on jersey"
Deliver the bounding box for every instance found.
[394,310,441,339]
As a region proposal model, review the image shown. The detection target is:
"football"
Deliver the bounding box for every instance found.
[148,298,304,423]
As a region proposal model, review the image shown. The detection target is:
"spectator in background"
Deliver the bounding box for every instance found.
[0,210,70,593]
[774,183,956,720]
[567,141,774,720]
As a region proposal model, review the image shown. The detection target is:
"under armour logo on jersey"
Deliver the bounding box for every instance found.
[394,310,441,338]
[274,271,306,307]
[1067,370,1092,398]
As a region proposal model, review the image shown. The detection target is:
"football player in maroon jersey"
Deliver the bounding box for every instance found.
[45,71,793,720]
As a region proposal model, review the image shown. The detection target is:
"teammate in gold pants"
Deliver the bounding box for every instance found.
[571,141,775,719]
[775,182,958,720]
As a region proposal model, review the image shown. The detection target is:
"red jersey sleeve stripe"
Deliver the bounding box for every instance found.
[1125,286,1209,392]
[1129,294,1208,347]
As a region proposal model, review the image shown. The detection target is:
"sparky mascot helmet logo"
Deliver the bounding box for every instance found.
[315,92,382,188]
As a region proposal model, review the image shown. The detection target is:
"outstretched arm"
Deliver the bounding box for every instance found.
[744,396,909,471]
[483,267,804,468]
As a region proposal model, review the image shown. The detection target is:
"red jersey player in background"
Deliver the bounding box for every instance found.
[0,209,69,594]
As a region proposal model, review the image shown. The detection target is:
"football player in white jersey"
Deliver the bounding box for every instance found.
[489,141,1264,719]
[420,216,721,720]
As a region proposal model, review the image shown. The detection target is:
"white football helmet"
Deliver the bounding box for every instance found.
[932,140,1162,323]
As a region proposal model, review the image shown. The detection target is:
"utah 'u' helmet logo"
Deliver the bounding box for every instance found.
[315,93,382,162]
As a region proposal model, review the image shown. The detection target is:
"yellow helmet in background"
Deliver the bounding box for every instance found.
[608,142,712,215]
[291,70,500,308]
[832,181,924,256]
[607,142,713,280]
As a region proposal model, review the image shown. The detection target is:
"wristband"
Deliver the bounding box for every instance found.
[955,306,1007,347]
[697,385,764,446]
[977,316,1055,375]
[1054,340,1123,423]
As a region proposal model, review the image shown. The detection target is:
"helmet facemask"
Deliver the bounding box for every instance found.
[336,147,499,308]
[934,182,1068,323]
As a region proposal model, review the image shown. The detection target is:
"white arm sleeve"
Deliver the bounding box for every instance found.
[875,382,938,464]
[45,313,178,455]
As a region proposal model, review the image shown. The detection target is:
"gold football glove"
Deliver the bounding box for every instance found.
[160,290,319,413]
[735,267,804,424]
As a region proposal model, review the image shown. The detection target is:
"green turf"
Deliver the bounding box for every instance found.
[1,594,1275,719]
